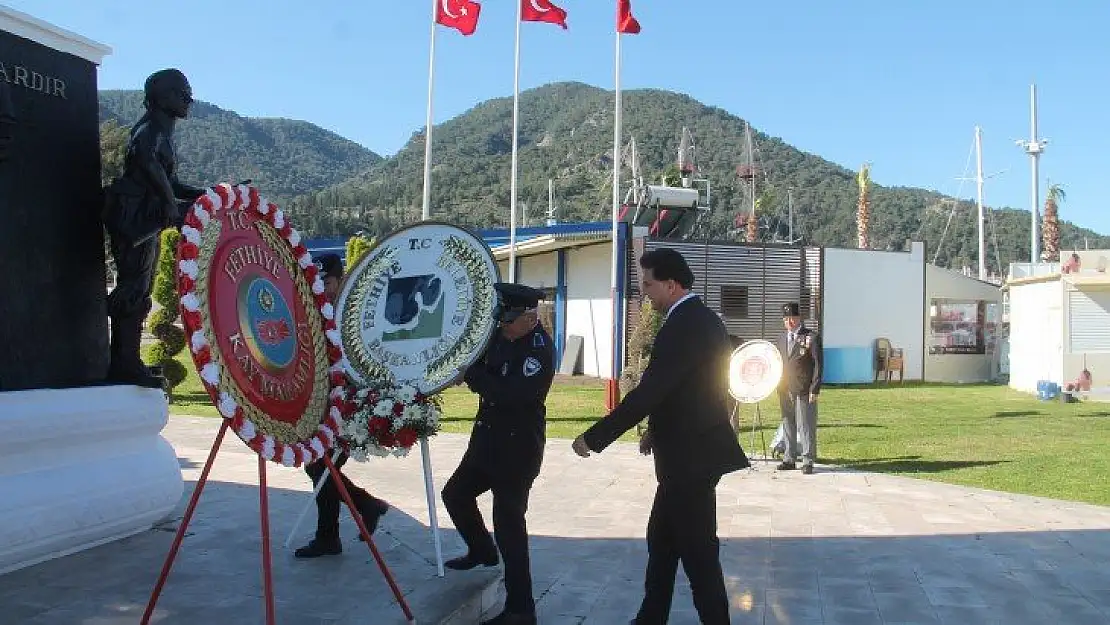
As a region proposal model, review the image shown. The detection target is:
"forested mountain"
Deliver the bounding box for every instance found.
[100,83,1105,275]
[288,82,1106,274]
[97,90,381,203]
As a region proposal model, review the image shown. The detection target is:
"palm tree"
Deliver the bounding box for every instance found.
[1042,182,1065,261]
[856,163,871,249]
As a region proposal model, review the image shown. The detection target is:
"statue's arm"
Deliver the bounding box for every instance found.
[170,173,205,201]
[133,128,179,211]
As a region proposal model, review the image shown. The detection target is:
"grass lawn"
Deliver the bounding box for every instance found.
[168,354,1110,507]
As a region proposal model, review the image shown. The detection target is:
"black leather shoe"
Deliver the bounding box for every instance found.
[356,498,389,541]
[480,611,536,625]
[445,552,499,570]
[801,464,814,475]
[776,461,797,471]
[294,539,342,558]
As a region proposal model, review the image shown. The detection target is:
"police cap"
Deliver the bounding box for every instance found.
[313,253,343,280]
[495,282,545,322]
[781,302,800,318]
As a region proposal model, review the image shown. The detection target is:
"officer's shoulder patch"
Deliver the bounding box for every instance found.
[523,356,542,377]
[532,332,545,348]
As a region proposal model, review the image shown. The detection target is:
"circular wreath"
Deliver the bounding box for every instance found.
[339,378,443,460]
[175,183,346,467]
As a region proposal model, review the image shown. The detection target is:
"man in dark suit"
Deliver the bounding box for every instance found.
[572,248,749,625]
[776,302,823,475]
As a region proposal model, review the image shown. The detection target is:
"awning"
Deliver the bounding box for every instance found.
[490,232,611,260]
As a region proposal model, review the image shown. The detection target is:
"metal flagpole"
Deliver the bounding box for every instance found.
[508,0,523,282]
[609,25,622,383]
[421,0,438,221]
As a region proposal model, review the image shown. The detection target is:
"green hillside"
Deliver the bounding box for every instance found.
[98,90,382,203]
[287,82,1106,274]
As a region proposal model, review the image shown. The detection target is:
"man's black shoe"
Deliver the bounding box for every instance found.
[776,461,797,471]
[801,464,814,475]
[356,498,389,541]
[445,552,499,570]
[480,610,536,625]
[294,539,342,559]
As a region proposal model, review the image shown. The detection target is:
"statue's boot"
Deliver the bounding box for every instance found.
[107,313,164,389]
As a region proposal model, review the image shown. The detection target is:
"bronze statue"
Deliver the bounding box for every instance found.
[103,68,205,388]
[0,80,15,163]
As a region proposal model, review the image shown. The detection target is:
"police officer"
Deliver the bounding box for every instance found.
[295,254,390,559]
[441,283,555,625]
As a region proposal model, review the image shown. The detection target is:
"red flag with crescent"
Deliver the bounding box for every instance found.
[617,0,640,34]
[436,0,482,36]
[521,0,568,30]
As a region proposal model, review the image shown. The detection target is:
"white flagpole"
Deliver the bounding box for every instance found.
[609,28,623,382]
[508,0,523,282]
[421,0,438,221]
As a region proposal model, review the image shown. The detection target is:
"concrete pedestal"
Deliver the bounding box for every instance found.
[0,386,183,575]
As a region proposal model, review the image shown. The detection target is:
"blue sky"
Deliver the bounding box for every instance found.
[15,1,1110,234]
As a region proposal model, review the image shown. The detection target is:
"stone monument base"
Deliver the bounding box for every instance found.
[0,386,182,575]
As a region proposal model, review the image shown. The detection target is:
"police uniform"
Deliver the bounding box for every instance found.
[295,254,389,559]
[441,283,555,625]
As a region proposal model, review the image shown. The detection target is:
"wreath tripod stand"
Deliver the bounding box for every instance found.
[140,419,415,625]
[732,399,769,464]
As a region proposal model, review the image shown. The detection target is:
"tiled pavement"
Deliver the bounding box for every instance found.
[4,415,1110,624]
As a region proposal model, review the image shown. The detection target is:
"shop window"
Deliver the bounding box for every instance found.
[928,299,986,355]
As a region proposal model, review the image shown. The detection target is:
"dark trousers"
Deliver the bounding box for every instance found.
[106,232,159,376]
[634,476,729,625]
[304,452,377,543]
[442,446,541,615]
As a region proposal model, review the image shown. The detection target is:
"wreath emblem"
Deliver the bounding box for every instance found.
[176,183,346,467]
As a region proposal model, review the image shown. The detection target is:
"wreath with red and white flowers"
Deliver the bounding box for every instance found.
[339,379,443,460]
[175,182,346,468]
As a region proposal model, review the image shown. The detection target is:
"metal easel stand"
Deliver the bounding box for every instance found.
[732,400,769,467]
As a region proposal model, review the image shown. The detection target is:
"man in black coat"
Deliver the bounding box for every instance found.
[442,283,556,625]
[572,248,749,625]
[776,302,823,475]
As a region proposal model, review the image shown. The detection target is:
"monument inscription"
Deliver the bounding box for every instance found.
[0,29,106,391]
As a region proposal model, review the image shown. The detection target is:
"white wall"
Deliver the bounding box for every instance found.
[519,253,558,290]
[822,245,925,381]
[1007,279,1064,393]
[565,243,613,378]
[497,260,509,280]
[924,266,1003,383]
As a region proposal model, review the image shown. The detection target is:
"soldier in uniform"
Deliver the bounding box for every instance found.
[294,253,390,558]
[441,283,555,625]
[103,69,205,388]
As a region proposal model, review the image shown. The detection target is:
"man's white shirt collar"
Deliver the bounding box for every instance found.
[663,292,696,323]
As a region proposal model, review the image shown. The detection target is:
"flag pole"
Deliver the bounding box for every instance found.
[421,0,438,221]
[508,0,523,282]
[609,28,623,384]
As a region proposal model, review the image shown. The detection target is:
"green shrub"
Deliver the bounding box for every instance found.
[143,228,188,395]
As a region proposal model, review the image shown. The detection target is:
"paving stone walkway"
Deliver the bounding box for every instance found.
[5,415,1110,624]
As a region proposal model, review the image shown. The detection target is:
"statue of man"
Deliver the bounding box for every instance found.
[103,68,205,388]
[0,80,15,163]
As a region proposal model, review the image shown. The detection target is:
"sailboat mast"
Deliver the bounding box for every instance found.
[975,126,986,280]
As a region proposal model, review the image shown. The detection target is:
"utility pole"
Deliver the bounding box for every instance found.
[787,187,795,243]
[1016,84,1047,263]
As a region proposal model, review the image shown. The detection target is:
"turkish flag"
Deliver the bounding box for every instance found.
[617,0,640,34]
[521,0,568,30]
[436,0,481,36]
